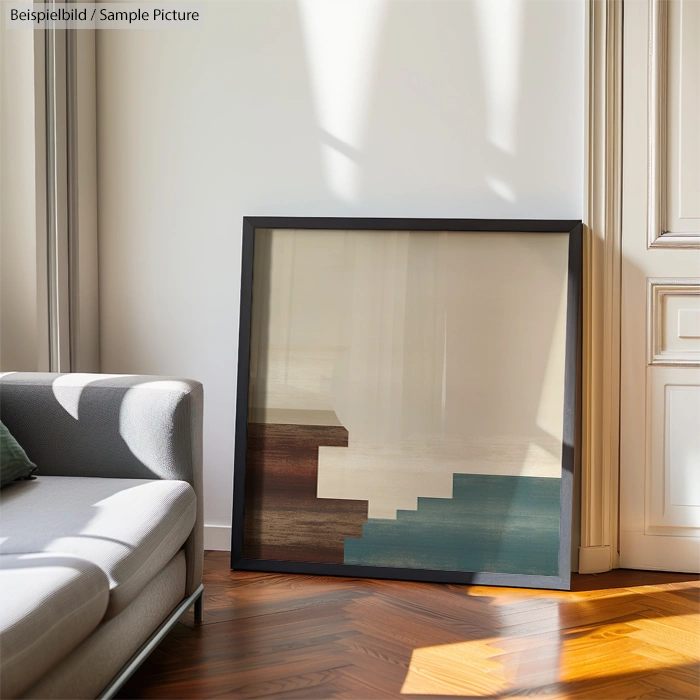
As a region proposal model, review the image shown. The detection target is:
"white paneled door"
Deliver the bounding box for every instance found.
[620,0,700,572]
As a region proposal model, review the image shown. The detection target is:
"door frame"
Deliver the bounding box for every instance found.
[34,9,100,372]
[580,0,623,573]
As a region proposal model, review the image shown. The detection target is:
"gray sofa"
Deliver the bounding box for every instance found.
[0,373,204,699]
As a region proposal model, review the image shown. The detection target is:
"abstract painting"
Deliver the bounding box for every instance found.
[232,218,581,590]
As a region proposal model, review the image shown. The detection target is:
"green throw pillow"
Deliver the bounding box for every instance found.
[0,421,37,488]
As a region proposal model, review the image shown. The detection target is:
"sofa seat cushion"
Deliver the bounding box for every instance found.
[0,476,196,618]
[0,553,110,698]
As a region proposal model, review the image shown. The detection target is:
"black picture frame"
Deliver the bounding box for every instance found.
[231,217,582,591]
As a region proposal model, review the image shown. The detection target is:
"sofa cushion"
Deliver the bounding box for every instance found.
[23,551,187,700]
[0,476,196,618]
[0,420,37,488]
[0,553,110,698]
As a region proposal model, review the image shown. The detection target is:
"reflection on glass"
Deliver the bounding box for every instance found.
[244,229,568,576]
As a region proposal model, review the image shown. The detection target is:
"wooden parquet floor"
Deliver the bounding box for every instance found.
[117,552,700,700]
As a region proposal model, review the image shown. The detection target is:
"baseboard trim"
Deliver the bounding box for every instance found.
[204,524,232,551]
[578,545,613,573]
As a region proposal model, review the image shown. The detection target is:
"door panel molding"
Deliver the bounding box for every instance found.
[647,0,668,246]
[620,531,700,572]
[580,0,623,573]
[646,369,700,532]
[647,278,700,365]
[648,0,700,247]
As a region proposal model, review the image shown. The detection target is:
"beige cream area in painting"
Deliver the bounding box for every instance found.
[249,229,569,519]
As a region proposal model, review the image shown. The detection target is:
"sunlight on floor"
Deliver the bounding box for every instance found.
[400,637,511,696]
[400,611,700,697]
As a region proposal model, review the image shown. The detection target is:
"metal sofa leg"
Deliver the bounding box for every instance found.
[194,589,204,623]
[98,584,204,699]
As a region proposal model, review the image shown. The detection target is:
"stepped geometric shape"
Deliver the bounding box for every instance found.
[318,436,562,519]
[344,474,560,576]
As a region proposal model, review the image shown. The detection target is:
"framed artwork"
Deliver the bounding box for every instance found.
[231,217,582,590]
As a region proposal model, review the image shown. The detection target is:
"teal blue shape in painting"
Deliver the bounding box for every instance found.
[344,474,560,576]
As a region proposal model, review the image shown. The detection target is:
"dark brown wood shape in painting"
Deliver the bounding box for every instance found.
[243,423,368,563]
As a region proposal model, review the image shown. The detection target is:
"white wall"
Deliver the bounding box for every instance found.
[96,0,585,549]
[0,22,39,372]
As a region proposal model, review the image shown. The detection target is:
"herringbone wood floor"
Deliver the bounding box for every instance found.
[117,552,699,700]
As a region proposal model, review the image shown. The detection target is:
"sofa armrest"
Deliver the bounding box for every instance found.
[0,372,204,595]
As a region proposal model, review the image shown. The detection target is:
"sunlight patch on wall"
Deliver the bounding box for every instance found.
[475,0,524,154]
[485,175,517,203]
[298,0,388,202]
